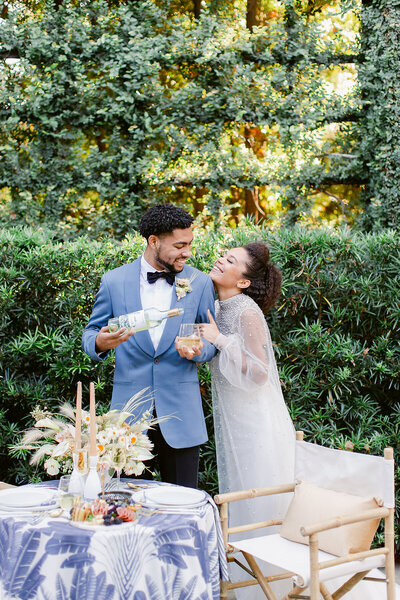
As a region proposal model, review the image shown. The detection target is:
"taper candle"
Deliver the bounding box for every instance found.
[75,381,82,452]
[89,382,97,456]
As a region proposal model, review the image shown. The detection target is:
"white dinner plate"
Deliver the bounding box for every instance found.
[0,486,57,509]
[143,486,207,507]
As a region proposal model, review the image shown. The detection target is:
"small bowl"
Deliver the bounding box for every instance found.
[98,491,132,504]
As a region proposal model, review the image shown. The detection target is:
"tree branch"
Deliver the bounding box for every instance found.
[241,50,360,66]
[150,174,366,188]
[316,186,348,221]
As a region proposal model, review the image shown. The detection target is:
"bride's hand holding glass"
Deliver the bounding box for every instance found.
[199,310,220,344]
[175,323,204,359]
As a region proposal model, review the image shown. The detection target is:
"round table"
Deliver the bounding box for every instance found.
[0,480,228,600]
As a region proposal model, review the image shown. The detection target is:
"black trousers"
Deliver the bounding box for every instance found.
[142,422,200,489]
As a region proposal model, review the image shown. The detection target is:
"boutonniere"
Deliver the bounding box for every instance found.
[175,274,196,301]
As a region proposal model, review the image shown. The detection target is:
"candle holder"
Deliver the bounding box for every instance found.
[68,451,87,495]
[84,455,101,500]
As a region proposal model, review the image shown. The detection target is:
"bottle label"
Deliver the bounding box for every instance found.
[127,310,147,331]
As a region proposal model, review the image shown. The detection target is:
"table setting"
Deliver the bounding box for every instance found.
[0,383,228,600]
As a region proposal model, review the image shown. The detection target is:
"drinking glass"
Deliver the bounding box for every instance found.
[58,475,79,511]
[177,323,202,350]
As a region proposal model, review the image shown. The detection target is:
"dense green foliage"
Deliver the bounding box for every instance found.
[1,224,399,544]
[1,0,398,233]
[358,0,400,228]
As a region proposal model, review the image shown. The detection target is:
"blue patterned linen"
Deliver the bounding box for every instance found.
[0,482,228,600]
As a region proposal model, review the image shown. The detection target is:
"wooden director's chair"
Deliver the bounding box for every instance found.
[214,431,396,600]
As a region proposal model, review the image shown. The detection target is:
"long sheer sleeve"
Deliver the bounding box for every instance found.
[215,308,269,390]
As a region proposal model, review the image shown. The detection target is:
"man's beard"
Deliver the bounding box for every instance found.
[154,250,183,273]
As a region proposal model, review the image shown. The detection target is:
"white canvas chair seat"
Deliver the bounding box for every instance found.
[231,533,386,588]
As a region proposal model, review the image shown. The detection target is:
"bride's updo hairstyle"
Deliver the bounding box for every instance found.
[241,242,282,313]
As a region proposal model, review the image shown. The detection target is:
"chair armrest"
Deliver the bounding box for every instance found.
[214,482,296,505]
[300,507,389,537]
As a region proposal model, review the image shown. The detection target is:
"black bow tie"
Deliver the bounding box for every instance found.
[147,271,176,285]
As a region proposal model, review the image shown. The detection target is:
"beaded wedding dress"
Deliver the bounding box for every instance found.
[210,294,295,600]
[210,293,398,600]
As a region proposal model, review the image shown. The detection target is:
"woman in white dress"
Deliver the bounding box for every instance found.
[200,242,295,599]
[201,242,399,600]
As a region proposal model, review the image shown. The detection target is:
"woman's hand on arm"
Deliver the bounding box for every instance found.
[215,309,269,389]
[240,311,269,384]
[199,310,220,344]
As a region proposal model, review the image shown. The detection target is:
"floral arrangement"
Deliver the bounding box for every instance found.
[175,274,196,301]
[13,391,159,478]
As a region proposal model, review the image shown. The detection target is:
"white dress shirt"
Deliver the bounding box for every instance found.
[140,255,174,350]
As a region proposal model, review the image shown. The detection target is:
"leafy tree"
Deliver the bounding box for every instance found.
[1,0,399,232]
[1,0,384,234]
[357,0,400,228]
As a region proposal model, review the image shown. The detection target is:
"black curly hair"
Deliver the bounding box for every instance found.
[241,242,282,313]
[139,204,194,240]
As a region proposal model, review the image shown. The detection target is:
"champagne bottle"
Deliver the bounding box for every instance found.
[108,307,184,333]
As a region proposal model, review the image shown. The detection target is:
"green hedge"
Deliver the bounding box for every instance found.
[1,224,399,546]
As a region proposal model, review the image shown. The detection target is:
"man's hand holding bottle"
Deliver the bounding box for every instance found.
[95,326,134,353]
[95,306,186,355]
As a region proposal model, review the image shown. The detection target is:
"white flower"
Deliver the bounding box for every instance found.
[97,430,108,444]
[128,461,145,476]
[175,275,195,301]
[132,447,153,461]
[52,440,71,458]
[97,442,106,455]
[35,417,61,430]
[118,435,127,447]
[44,458,60,476]
[31,406,51,421]
[127,433,138,445]
[123,462,136,475]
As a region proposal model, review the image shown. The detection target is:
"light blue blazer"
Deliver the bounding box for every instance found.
[82,258,217,448]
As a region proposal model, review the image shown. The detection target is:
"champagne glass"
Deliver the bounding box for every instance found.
[115,467,122,490]
[177,323,201,350]
[98,463,115,492]
[109,449,125,490]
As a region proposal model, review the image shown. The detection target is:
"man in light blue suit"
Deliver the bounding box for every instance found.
[82,205,216,488]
